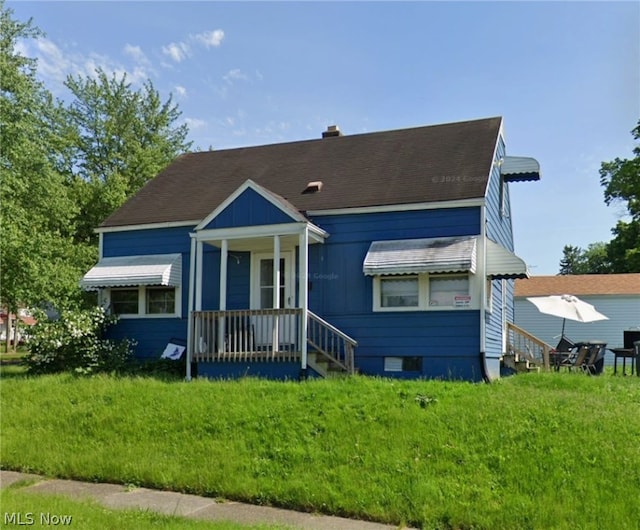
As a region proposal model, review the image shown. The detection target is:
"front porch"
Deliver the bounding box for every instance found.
[185,180,357,378]
[190,308,357,375]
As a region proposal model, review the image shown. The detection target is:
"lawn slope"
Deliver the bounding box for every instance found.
[1,373,639,529]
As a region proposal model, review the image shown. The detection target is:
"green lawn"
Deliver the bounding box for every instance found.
[1,371,639,529]
[1,486,289,529]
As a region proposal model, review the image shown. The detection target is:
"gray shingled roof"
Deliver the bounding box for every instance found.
[101,116,502,228]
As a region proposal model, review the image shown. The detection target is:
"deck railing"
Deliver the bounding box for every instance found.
[307,311,358,374]
[506,322,552,370]
[190,308,358,373]
[191,308,303,362]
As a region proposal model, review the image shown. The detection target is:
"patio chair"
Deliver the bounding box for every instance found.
[551,335,577,371]
[569,344,590,372]
[580,341,607,375]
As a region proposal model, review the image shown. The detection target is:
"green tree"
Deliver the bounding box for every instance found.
[0,3,93,350]
[558,243,611,275]
[559,245,583,275]
[62,70,192,243]
[599,121,640,272]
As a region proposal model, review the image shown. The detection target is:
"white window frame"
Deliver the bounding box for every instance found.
[104,286,181,319]
[384,356,423,372]
[373,273,475,312]
[428,274,471,309]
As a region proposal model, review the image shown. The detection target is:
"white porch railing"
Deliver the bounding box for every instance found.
[307,311,357,374]
[191,308,303,362]
[190,309,357,374]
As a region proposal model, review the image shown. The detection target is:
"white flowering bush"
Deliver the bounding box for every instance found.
[25,307,135,375]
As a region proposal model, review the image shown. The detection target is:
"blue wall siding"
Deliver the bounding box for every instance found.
[102,226,195,359]
[107,318,188,360]
[102,226,194,257]
[307,207,484,380]
[309,207,481,317]
[204,188,294,229]
[101,206,488,380]
[483,137,515,365]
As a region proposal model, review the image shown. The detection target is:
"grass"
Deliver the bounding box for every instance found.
[1,371,639,529]
[0,487,289,529]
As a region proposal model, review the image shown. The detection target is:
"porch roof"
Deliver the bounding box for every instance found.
[80,254,182,290]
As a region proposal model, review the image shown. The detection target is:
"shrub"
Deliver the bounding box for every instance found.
[24,307,135,375]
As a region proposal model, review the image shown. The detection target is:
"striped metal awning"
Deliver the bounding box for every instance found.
[80,254,182,290]
[501,156,541,182]
[363,236,529,279]
[486,240,529,279]
[363,236,477,276]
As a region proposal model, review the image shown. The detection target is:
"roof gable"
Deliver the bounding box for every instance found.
[102,117,503,228]
[514,274,640,297]
[197,180,307,230]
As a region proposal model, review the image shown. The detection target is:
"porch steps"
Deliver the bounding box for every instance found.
[307,351,350,378]
[501,353,541,374]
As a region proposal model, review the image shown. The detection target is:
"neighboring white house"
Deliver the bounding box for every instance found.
[514,274,640,362]
[0,309,36,344]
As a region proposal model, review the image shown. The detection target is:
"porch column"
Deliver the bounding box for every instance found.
[298,226,309,370]
[194,239,204,355]
[195,240,203,311]
[218,239,228,353]
[272,235,281,353]
[186,235,197,381]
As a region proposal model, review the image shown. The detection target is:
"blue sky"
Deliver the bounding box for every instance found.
[9,1,640,275]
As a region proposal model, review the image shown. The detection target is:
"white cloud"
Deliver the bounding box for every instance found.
[184,117,207,130]
[223,69,249,84]
[123,44,151,69]
[17,35,156,93]
[175,85,187,97]
[162,41,190,63]
[193,29,224,48]
[34,38,74,83]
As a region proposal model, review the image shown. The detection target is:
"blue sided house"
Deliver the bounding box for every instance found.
[81,117,541,381]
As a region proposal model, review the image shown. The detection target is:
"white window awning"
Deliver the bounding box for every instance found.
[500,156,541,182]
[80,254,182,291]
[363,236,477,276]
[486,240,529,279]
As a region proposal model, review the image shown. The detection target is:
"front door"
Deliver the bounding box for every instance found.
[251,252,296,349]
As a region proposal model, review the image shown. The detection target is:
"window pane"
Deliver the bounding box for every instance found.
[429,276,469,307]
[381,278,418,307]
[384,357,403,372]
[260,287,273,309]
[111,289,139,314]
[146,288,175,314]
[260,260,273,287]
[259,258,286,308]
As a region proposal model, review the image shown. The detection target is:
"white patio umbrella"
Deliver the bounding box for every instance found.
[526,294,609,336]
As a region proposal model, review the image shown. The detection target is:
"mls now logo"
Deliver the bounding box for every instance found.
[4,512,73,525]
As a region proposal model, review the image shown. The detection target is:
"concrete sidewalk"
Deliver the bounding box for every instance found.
[1,470,411,529]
